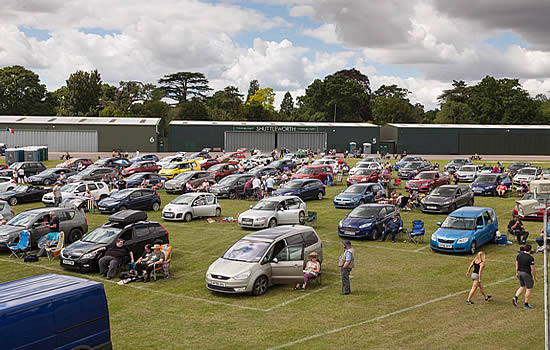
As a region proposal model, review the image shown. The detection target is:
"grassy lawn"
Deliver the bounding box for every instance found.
[0,158,548,349]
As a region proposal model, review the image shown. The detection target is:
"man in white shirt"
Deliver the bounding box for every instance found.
[266,176,275,196]
[252,176,261,199]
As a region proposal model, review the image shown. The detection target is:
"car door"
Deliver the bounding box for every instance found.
[131,224,152,254]
[191,195,209,217]
[202,194,217,216]
[129,190,147,210]
[481,211,495,244]
[375,207,388,231]
[270,239,304,284]
[474,215,490,245]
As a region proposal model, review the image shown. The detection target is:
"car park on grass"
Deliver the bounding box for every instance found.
[405,171,450,193]
[430,207,498,254]
[97,188,161,214]
[272,179,325,201]
[420,185,474,214]
[27,168,77,185]
[470,174,512,195]
[238,196,307,228]
[209,174,254,199]
[338,204,399,240]
[162,193,221,221]
[42,182,110,206]
[0,185,51,206]
[333,183,385,209]
[206,225,322,295]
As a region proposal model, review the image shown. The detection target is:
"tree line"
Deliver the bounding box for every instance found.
[1,65,549,134]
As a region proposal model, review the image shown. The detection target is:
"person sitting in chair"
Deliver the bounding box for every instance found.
[508,215,529,245]
[380,214,403,243]
[536,228,550,253]
[185,181,196,193]
[496,182,508,197]
[295,252,320,291]
[134,244,164,282]
[374,191,385,203]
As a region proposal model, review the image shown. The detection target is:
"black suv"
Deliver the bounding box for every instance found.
[0,161,47,178]
[60,210,169,271]
[209,174,254,199]
[27,168,77,185]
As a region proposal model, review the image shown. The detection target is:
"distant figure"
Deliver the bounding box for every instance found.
[135,150,140,157]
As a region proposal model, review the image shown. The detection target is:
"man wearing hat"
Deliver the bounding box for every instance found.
[513,245,537,309]
[338,240,355,295]
[135,244,165,282]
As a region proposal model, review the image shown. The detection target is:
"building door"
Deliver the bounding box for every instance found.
[224,131,276,151]
[277,132,327,152]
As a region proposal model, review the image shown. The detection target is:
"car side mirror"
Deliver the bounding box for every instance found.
[436,222,442,226]
[272,257,278,264]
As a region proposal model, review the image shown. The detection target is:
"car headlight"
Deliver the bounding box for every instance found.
[255,217,266,221]
[233,271,251,280]
[338,221,343,228]
[457,237,469,244]
[81,251,98,259]
[431,235,437,241]
[359,222,372,229]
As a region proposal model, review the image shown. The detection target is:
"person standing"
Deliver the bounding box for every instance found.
[252,176,261,199]
[52,182,62,207]
[466,251,492,304]
[508,215,529,245]
[338,240,354,295]
[513,245,537,309]
[17,166,25,184]
[266,176,275,196]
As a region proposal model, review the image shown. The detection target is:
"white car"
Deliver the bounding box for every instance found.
[0,177,16,193]
[42,181,110,206]
[312,159,337,169]
[456,165,480,182]
[162,192,221,222]
[349,162,383,175]
[283,153,310,165]
[238,195,307,229]
[250,154,273,165]
[157,155,186,169]
[513,167,542,185]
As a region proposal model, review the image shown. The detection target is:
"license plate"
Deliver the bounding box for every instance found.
[211,281,225,287]
[439,243,453,249]
[99,207,105,210]
[427,206,437,210]
[474,190,482,193]
[63,259,74,265]
[164,212,174,218]
[344,231,355,236]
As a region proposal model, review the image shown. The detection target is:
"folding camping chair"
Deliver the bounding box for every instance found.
[7,230,30,258]
[305,211,317,227]
[45,231,65,260]
[37,231,64,260]
[151,244,172,280]
[334,172,344,185]
[408,220,425,244]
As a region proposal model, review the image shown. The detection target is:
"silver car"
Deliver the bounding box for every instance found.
[162,192,221,222]
[206,225,323,295]
[0,200,14,221]
[238,195,307,228]
[513,167,542,185]
[456,165,480,182]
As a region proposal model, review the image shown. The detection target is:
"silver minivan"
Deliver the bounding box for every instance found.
[206,225,323,296]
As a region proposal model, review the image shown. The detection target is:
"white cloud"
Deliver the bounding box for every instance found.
[303,23,341,45]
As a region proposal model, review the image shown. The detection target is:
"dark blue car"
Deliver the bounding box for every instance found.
[333,183,385,209]
[469,174,512,196]
[97,188,161,214]
[129,154,159,163]
[272,179,325,201]
[248,166,279,178]
[125,172,166,188]
[270,159,297,172]
[338,204,399,240]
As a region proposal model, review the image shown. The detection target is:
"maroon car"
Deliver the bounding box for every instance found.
[121,161,159,176]
[346,169,380,186]
[208,162,238,182]
[405,171,450,193]
[201,158,222,170]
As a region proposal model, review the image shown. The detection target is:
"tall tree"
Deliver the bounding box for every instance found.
[0,65,47,115]
[280,91,294,116]
[65,69,102,116]
[434,101,473,123]
[437,80,469,105]
[370,85,422,124]
[247,88,275,111]
[246,80,260,103]
[158,72,212,104]
[333,68,372,95]
[207,86,243,120]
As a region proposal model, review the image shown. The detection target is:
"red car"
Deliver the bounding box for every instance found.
[0,164,8,170]
[208,162,239,182]
[291,165,333,182]
[346,169,380,186]
[121,161,159,176]
[201,158,222,170]
[513,192,549,220]
[405,171,450,193]
[218,151,246,163]
[324,155,348,165]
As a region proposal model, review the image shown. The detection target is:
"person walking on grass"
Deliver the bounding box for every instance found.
[466,251,492,304]
[338,240,354,295]
[513,245,537,309]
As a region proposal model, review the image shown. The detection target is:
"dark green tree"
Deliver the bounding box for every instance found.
[246,80,260,103]
[280,91,294,116]
[437,80,469,105]
[434,101,473,123]
[207,86,243,119]
[0,65,47,115]
[370,85,421,124]
[158,72,212,104]
[65,69,102,116]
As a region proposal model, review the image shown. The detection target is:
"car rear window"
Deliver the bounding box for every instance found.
[301,231,319,247]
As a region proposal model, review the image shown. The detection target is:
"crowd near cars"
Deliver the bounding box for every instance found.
[1,148,549,297]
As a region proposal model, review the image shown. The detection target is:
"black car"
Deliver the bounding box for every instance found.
[507,162,532,176]
[0,185,51,206]
[420,185,474,214]
[398,161,432,179]
[0,161,47,178]
[60,210,169,271]
[27,168,77,185]
[67,167,118,183]
[209,174,254,199]
[270,159,297,172]
[97,188,162,214]
[444,159,474,174]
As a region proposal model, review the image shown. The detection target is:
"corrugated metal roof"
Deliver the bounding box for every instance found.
[170,120,378,127]
[0,116,160,126]
[387,123,550,130]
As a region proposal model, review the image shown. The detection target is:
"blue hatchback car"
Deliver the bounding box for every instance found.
[338,204,399,240]
[431,207,498,254]
[125,172,166,188]
[470,174,512,195]
[97,188,161,214]
[272,179,325,201]
[333,183,385,209]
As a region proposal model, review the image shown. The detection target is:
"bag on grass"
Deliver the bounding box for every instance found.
[24,254,39,263]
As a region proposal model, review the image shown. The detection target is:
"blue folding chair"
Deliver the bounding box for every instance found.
[408,220,425,244]
[7,230,31,258]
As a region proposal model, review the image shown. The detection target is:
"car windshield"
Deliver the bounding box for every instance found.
[7,213,35,227]
[172,195,195,205]
[222,239,270,263]
[251,200,278,210]
[430,187,456,197]
[174,172,194,181]
[165,163,182,169]
[404,162,421,169]
[281,181,302,189]
[61,183,80,192]
[81,226,122,244]
[218,176,237,185]
[109,190,130,200]
[349,207,379,219]
[39,168,57,175]
[355,169,374,176]
[518,168,536,175]
[78,168,94,175]
[127,174,144,180]
[344,185,365,194]
[441,216,475,230]
[297,167,315,175]
[13,185,28,192]
[460,166,476,172]
[474,175,497,184]
[415,173,433,180]
[209,164,224,171]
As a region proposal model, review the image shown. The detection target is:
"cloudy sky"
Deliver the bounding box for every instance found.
[2,0,550,110]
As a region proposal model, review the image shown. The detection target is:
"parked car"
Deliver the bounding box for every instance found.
[218,151,246,162]
[250,154,273,165]
[0,274,112,350]
[397,161,432,179]
[158,160,200,179]
[513,167,542,185]
[125,172,166,188]
[56,158,93,170]
[208,162,239,182]
[60,210,168,271]
[349,162,382,176]
[121,161,159,177]
[312,158,338,169]
[0,176,16,192]
[291,165,332,183]
[157,155,187,169]
[165,171,215,194]
[248,166,279,178]
[27,168,77,185]
[89,157,130,169]
[455,165,481,182]
[507,162,532,176]
[333,183,386,209]
[346,169,381,186]
[542,168,550,180]
[405,171,450,193]
[420,185,474,214]
[0,200,15,221]
[0,207,88,247]
[209,174,254,199]
[186,151,212,160]
[206,225,323,295]
[97,188,161,214]
[238,196,307,228]
[67,167,118,183]
[0,184,51,206]
[42,181,110,206]
[512,192,550,220]
[470,174,512,195]
[200,158,222,170]
[444,159,474,174]
[129,154,159,163]
[431,207,498,254]
[162,193,221,221]
[272,179,325,201]
[282,152,310,165]
[394,156,423,170]
[0,161,47,178]
[269,159,297,172]
[337,204,399,240]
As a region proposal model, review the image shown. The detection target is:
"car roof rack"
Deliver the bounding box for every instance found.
[108,210,147,226]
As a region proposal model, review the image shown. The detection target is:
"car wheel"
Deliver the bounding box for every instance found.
[215,176,221,182]
[317,191,324,200]
[298,211,305,225]
[229,190,237,200]
[8,197,17,206]
[251,275,268,296]
[184,213,193,222]
[68,228,83,243]
[359,199,365,205]
[152,202,160,211]
[371,227,380,240]
[215,208,222,217]
[469,240,477,255]
[448,203,456,213]
[268,218,277,228]
[119,206,127,211]
[7,187,14,191]
[43,179,51,186]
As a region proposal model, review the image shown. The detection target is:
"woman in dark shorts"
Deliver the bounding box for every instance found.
[466,251,492,304]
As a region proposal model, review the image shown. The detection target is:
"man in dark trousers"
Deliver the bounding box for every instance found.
[513,245,537,309]
[96,238,134,280]
[338,240,354,295]
[508,215,529,244]
[381,214,403,243]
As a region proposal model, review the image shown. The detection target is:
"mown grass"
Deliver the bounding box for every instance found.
[0,158,548,349]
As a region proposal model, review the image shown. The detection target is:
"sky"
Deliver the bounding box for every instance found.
[2,0,550,111]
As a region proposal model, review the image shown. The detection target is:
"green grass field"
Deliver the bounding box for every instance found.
[0,158,548,349]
